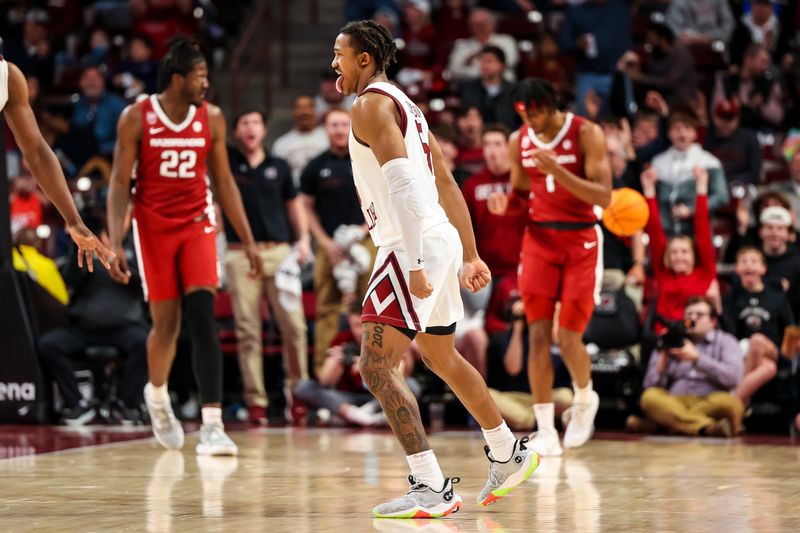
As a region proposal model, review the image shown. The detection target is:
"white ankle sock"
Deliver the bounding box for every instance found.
[147,382,169,403]
[534,403,555,431]
[482,421,517,462]
[406,450,445,490]
[202,407,223,426]
[573,380,594,404]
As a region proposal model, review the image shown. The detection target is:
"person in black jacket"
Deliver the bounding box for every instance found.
[458,45,520,131]
[37,216,149,425]
[723,246,795,405]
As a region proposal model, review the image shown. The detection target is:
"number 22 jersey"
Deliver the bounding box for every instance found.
[133,94,213,230]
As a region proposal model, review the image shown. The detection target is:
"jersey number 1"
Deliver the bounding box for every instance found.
[160,150,197,179]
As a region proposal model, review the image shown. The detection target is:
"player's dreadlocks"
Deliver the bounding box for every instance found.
[339,20,398,73]
[510,78,559,113]
[157,36,205,91]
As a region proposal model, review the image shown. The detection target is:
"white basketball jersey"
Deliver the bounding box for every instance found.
[349,81,448,249]
[0,59,8,112]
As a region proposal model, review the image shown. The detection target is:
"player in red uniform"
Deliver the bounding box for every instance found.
[107,38,262,455]
[489,78,612,456]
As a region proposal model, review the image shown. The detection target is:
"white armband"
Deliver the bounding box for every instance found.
[381,158,426,270]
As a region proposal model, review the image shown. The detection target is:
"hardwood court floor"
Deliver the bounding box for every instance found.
[1,427,799,532]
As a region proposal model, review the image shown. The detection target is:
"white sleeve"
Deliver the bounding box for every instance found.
[381,158,426,271]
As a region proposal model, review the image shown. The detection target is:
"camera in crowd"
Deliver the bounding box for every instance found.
[656,317,695,351]
[342,342,361,367]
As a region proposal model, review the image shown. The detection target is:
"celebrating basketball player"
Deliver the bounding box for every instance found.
[107,38,262,456]
[332,21,538,518]
[489,78,612,456]
[0,56,112,269]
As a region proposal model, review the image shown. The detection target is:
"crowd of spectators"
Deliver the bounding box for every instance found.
[6,0,800,435]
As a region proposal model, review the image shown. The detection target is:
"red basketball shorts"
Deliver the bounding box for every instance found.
[518,224,602,332]
[132,218,219,302]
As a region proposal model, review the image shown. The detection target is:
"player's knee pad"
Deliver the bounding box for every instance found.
[521,293,557,324]
[184,289,223,404]
[558,299,595,333]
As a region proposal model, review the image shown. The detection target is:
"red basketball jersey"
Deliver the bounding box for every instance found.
[518,112,598,224]
[133,95,213,229]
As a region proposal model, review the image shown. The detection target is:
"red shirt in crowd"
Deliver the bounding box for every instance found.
[456,145,485,176]
[646,194,717,324]
[10,193,43,231]
[462,168,526,277]
[328,330,366,394]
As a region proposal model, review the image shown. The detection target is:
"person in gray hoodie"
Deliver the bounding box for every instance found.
[648,111,729,235]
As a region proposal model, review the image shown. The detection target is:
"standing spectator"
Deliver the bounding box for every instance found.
[111,34,159,99]
[771,148,800,229]
[70,65,126,161]
[714,44,786,132]
[665,0,735,45]
[314,71,355,119]
[300,109,375,373]
[704,98,763,187]
[272,95,329,184]
[635,296,744,437]
[618,23,697,106]
[723,247,794,405]
[4,8,55,90]
[224,110,311,425]
[38,221,148,426]
[459,46,520,131]
[559,0,632,116]
[641,164,717,325]
[454,105,485,175]
[757,206,800,318]
[447,8,519,82]
[649,111,728,235]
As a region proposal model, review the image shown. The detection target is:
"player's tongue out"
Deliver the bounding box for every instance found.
[336,75,344,94]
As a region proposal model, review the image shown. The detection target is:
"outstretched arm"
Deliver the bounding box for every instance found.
[5,61,112,269]
[207,105,262,277]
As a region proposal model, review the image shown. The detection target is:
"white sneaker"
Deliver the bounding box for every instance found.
[527,427,563,457]
[563,391,600,449]
[144,383,184,450]
[196,423,238,456]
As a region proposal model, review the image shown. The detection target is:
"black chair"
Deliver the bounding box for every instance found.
[84,345,122,423]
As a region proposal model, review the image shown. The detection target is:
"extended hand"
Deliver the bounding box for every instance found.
[294,236,312,265]
[409,268,433,299]
[245,243,264,277]
[67,222,115,272]
[108,244,131,285]
[487,191,509,215]
[459,258,491,293]
[669,340,700,362]
[531,149,560,175]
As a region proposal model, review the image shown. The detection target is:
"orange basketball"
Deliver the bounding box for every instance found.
[603,188,649,237]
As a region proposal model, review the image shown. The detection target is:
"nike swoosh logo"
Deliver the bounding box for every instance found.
[203,226,215,234]
[149,127,165,135]
[583,241,597,249]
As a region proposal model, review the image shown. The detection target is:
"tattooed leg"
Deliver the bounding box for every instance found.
[359,322,429,454]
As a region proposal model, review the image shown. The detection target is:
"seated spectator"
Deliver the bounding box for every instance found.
[665,0,735,45]
[395,0,436,86]
[131,0,197,59]
[704,98,763,187]
[111,34,159,99]
[713,43,786,132]
[272,95,329,183]
[300,109,375,373]
[757,206,800,318]
[648,111,728,235]
[447,8,518,82]
[430,125,471,188]
[641,164,717,325]
[729,0,793,66]
[13,227,68,307]
[10,168,48,235]
[488,299,574,431]
[458,46,520,131]
[633,296,744,437]
[559,0,631,116]
[772,138,800,228]
[522,32,573,102]
[345,0,399,22]
[224,110,311,425]
[314,71,355,119]
[295,302,419,427]
[38,221,148,425]
[632,91,670,164]
[454,105,485,175]
[723,247,794,405]
[432,0,470,64]
[70,65,126,161]
[617,22,697,106]
[4,8,55,90]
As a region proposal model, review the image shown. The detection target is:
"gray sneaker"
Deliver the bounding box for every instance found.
[196,423,238,456]
[477,437,540,506]
[144,384,184,450]
[372,476,462,519]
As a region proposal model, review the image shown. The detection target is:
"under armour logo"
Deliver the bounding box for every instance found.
[514,456,523,464]
[444,491,453,501]
[417,259,423,265]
